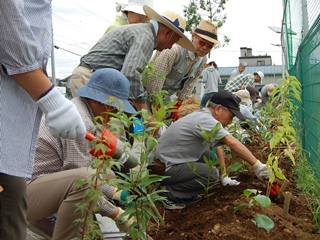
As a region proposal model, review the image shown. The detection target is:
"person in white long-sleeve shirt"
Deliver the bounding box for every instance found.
[199,61,222,109]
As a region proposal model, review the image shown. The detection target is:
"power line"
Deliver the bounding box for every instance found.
[54,45,82,57]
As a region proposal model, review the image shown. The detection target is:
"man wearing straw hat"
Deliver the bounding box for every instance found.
[70,6,195,128]
[144,20,220,121]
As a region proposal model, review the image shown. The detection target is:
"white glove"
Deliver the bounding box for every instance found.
[36,87,86,141]
[114,208,135,232]
[220,176,240,186]
[252,160,270,181]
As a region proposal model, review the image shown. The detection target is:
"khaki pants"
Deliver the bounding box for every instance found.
[70,66,94,97]
[27,167,114,240]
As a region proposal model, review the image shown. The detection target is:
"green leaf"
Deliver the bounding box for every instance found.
[233,204,247,213]
[252,214,275,233]
[252,195,271,208]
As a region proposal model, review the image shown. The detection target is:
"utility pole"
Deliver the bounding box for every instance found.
[51,23,56,85]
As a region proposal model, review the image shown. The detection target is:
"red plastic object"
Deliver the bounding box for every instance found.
[269,182,280,197]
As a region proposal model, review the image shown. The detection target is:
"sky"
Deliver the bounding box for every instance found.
[49,0,284,79]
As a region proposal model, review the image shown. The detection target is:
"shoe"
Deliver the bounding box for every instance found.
[28,216,56,240]
[178,194,203,204]
[162,198,186,210]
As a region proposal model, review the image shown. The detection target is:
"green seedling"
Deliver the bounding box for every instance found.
[234,189,274,233]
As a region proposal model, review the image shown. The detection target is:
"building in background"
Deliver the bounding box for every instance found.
[195,47,283,100]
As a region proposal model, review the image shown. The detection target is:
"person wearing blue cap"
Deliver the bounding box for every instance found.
[148,91,270,210]
[27,69,137,239]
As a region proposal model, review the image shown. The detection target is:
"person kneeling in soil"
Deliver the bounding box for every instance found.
[27,68,138,239]
[148,91,270,210]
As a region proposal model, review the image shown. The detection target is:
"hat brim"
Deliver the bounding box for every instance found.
[242,99,252,106]
[121,5,146,16]
[230,108,246,121]
[143,5,195,52]
[194,32,220,45]
[76,87,136,114]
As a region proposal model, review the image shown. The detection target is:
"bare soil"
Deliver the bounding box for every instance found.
[147,144,320,240]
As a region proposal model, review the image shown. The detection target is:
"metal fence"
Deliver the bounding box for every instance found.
[283,0,320,177]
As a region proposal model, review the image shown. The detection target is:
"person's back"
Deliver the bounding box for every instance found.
[199,61,222,108]
[228,62,247,83]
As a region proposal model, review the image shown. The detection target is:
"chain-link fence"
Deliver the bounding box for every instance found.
[283,0,320,177]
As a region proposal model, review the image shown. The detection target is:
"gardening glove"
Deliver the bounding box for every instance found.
[168,101,182,122]
[114,208,135,232]
[36,87,86,141]
[252,160,270,181]
[220,176,240,186]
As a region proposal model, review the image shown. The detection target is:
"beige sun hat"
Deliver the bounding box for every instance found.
[143,5,195,52]
[193,20,220,45]
[121,0,154,16]
[235,89,252,106]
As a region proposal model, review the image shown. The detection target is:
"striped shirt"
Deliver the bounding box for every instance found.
[0,0,52,178]
[80,23,157,102]
[224,74,254,92]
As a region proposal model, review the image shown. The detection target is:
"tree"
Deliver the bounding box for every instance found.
[183,0,230,46]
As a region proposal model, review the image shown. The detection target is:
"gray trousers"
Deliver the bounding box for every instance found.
[162,151,219,201]
[0,173,27,240]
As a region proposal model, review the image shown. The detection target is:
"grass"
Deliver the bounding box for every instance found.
[292,145,320,232]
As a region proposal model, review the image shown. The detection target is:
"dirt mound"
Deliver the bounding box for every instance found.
[147,143,319,240]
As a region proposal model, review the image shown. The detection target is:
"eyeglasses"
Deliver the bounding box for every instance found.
[196,36,214,49]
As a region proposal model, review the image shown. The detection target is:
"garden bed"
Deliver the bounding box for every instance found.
[147,144,319,240]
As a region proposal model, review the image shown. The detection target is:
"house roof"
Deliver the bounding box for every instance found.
[219,65,283,76]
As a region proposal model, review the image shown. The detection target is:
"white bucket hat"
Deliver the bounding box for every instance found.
[121,0,154,16]
[143,5,195,52]
[254,71,264,81]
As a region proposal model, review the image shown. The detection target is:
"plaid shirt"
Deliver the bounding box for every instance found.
[144,44,206,101]
[30,97,126,180]
[224,74,254,92]
[80,23,157,102]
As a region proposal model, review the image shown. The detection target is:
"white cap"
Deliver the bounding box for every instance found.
[121,0,154,16]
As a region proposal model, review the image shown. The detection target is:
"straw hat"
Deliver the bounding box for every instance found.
[235,90,252,106]
[143,6,195,52]
[193,20,220,45]
[121,0,154,16]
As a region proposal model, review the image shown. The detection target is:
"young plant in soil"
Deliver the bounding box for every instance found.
[73,99,169,239]
[234,189,274,233]
[259,72,301,195]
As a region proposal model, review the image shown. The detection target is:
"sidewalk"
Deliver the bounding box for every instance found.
[27,215,125,240]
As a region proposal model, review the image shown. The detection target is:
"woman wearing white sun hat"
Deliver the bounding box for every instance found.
[104,0,154,34]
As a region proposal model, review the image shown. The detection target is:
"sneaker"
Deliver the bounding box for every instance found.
[178,194,203,204]
[162,198,186,210]
[28,216,56,240]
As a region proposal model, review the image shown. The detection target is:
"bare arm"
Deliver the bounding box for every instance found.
[216,146,227,176]
[11,69,53,101]
[220,134,257,166]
